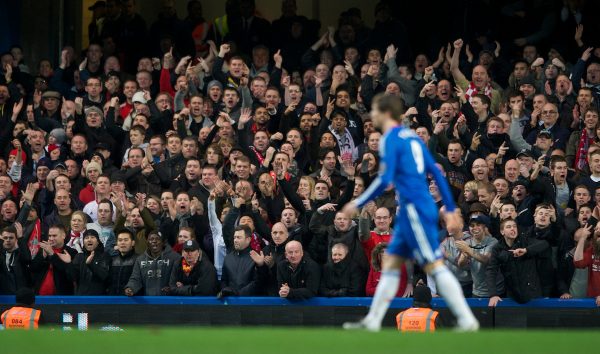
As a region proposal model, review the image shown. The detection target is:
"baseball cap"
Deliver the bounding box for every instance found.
[54,162,67,170]
[183,239,200,252]
[469,215,491,228]
[132,91,147,104]
[537,130,553,139]
[516,149,533,158]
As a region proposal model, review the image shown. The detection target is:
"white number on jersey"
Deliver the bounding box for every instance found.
[410,140,425,174]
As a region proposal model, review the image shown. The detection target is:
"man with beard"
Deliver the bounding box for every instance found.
[169,239,217,296]
[71,229,110,295]
[108,230,137,295]
[219,225,268,296]
[487,218,549,306]
[125,231,180,296]
[574,221,600,306]
[309,148,348,199]
[319,243,365,297]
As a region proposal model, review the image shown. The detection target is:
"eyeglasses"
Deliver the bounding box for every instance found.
[541,111,557,115]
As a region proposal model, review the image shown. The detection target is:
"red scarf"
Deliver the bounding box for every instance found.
[182,258,195,276]
[575,129,594,170]
[250,146,265,165]
[465,81,493,102]
[250,232,267,253]
[28,220,42,258]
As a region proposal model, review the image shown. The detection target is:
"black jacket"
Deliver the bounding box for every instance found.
[262,240,289,296]
[523,224,560,297]
[319,257,366,297]
[309,212,369,276]
[30,245,78,295]
[168,254,217,296]
[277,256,321,300]
[0,237,32,294]
[108,250,138,295]
[486,235,549,303]
[71,243,110,295]
[221,247,267,296]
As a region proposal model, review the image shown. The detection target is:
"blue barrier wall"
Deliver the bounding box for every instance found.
[1,297,598,328]
[0,296,597,308]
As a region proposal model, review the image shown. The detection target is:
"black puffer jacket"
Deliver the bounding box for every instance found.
[276,256,321,300]
[108,249,138,295]
[71,242,110,295]
[486,235,549,303]
[262,239,289,296]
[221,247,268,295]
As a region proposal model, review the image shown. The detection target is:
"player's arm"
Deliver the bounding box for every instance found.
[422,141,463,236]
[423,143,455,212]
[353,135,397,209]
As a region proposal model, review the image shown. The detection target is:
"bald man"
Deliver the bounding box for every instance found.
[277,241,321,299]
[262,222,290,296]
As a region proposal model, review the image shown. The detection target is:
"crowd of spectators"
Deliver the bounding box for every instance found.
[1,0,600,307]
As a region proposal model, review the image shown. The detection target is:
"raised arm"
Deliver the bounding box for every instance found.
[450,39,468,85]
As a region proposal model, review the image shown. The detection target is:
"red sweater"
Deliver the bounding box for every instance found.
[366,264,408,297]
[574,246,600,297]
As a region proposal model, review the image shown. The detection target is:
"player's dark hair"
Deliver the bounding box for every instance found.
[372,93,405,120]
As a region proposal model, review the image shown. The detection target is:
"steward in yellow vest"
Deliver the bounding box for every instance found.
[396,285,439,332]
[1,288,42,329]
